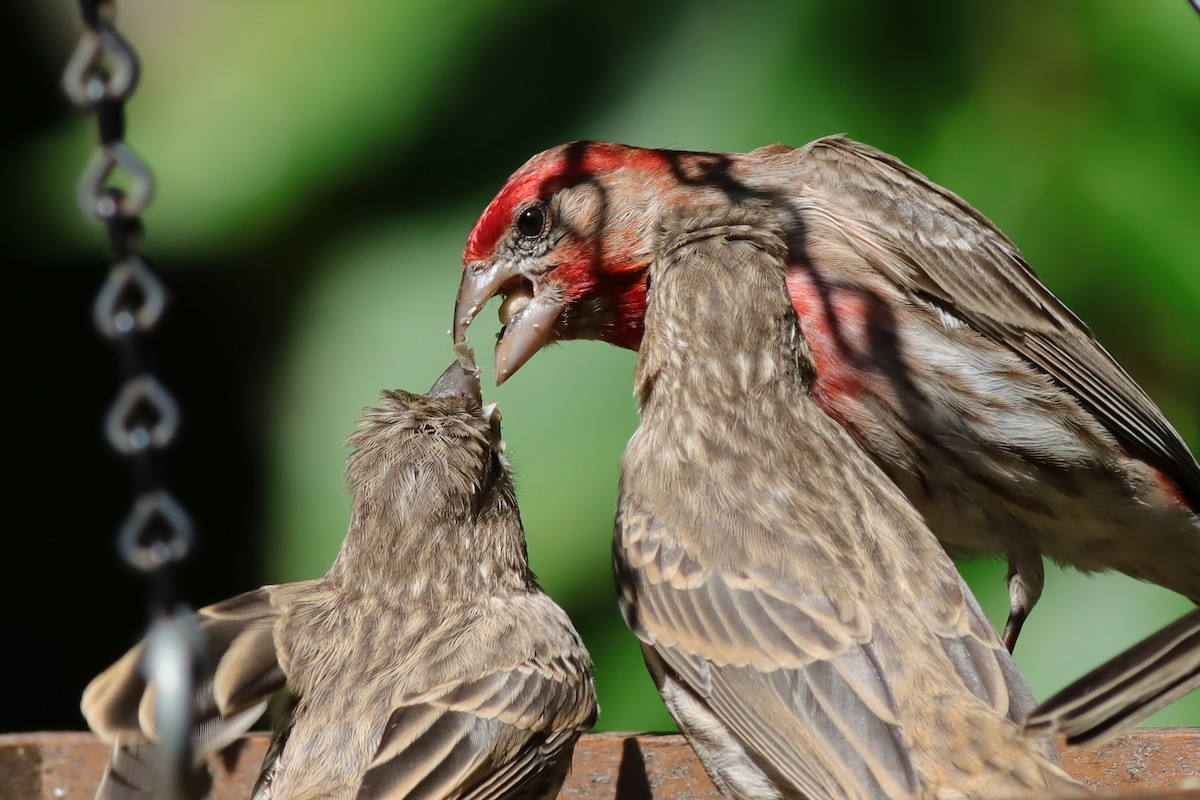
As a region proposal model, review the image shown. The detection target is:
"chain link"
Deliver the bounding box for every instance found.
[65,0,192,593]
[64,2,201,797]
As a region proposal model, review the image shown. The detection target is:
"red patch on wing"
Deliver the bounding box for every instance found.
[1151,468,1191,511]
[785,268,884,427]
[463,142,666,263]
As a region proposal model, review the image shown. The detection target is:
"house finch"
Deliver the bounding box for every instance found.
[81,361,598,800]
[454,136,1200,651]
[612,205,1081,798]
[1024,606,1200,746]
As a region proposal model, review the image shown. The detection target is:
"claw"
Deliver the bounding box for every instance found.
[1001,614,1025,654]
[1003,552,1043,653]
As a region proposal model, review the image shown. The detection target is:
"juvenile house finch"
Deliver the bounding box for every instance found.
[1024,606,1200,746]
[454,136,1200,651]
[81,361,598,800]
[612,205,1081,798]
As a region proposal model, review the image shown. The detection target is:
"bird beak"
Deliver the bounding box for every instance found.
[454,260,564,386]
[482,401,505,453]
[429,359,482,404]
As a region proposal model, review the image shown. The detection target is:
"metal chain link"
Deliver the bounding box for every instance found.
[63,2,203,797]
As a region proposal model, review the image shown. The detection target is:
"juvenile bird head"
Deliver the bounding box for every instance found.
[454,141,770,383]
[344,360,511,531]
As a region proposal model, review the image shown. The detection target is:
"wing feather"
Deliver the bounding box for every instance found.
[1025,607,1200,745]
[800,135,1200,508]
[84,587,292,800]
[358,663,594,800]
[617,506,921,800]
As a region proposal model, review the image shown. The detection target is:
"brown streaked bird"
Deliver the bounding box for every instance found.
[1025,606,1200,747]
[454,136,1200,651]
[612,205,1082,799]
[81,361,598,800]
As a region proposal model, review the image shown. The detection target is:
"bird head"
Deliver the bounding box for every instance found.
[345,360,509,524]
[454,141,752,384]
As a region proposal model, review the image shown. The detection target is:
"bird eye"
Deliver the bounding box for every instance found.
[516,203,547,239]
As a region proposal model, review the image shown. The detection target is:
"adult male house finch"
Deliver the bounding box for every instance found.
[81,361,598,800]
[612,206,1080,799]
[454,136,1200,651]
[1025,606,1200,747]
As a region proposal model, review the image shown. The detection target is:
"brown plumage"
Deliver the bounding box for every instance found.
[1025,607,1200,747]
[454,136,1200,651]
[613,205,1082,799]
[81,361,597,800]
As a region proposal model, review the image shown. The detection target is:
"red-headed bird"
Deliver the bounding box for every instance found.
[454,136,1200,651]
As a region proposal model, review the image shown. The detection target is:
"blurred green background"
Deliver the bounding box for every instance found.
[7,1,1197,734]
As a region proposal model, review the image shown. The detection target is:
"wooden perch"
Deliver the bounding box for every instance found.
[1,729,1196,799]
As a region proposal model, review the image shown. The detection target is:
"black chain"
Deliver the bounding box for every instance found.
[63,2,203,797]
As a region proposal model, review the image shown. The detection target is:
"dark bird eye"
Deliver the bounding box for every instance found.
[516,203,547,238]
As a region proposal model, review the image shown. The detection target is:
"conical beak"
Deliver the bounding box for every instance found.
[454,260,564,385]
[429,360,482,403]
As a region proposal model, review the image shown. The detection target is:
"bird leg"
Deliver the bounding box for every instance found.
[1003,549,1045,652]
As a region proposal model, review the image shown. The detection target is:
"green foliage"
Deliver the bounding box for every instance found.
[30,0,1198,731]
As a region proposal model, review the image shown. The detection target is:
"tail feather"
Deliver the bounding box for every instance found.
[93,736,211,800]
[82,588,287,799]
[1024,608,1200,746]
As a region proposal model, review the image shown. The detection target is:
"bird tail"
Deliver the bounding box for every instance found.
[82,588,288,799]
[93,735,213,800]
[1023,607,1200,746]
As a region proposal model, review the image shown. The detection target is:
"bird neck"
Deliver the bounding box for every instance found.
[327,499,536,602]
[636,304,815,418]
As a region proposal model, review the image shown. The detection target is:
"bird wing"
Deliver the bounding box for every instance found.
[615,499,929,800]
[83,586,293,743]
[796,135,1200,508]
[82,586,298,800]
[615,488,1046,800]
[353,645,596,800]
[1025,606,1200,746]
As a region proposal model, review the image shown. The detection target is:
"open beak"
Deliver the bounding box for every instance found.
[454,260,564,385]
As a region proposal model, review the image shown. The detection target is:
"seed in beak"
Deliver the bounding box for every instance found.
[498,286,534,327]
